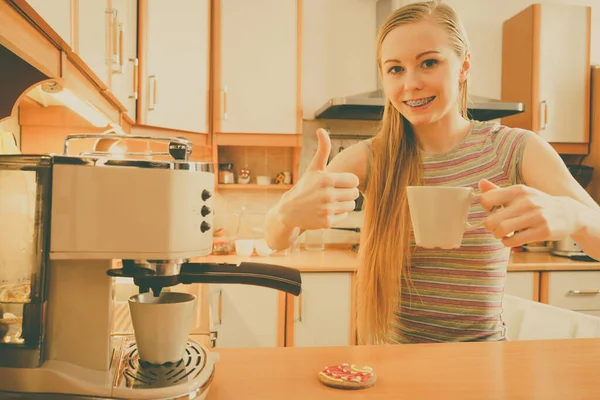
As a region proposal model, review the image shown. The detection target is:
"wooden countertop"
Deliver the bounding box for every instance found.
[206,338,600,399]
[192,247,600,272]
[509,251,600,271]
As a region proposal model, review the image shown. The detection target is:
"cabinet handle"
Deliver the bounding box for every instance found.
[222,86,228,120]
[111,22,125,75]
[129,58,138,100]
[539,100,548,130]
[210,329,218,348]
[148,75,158,111]
[218,289,223,325]
[191,329,219,348]
[295,293,303,322]
[567,289,600,296]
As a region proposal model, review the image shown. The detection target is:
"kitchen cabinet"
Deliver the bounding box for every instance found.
[141,0,210,133]
[501,4,591,151]
[289,272,353,347]
[208,284,284,348]
[541,271,600,317]
[26,0,73,48]
[109,0,138,122]
[505,271,538,301]
[216,0,298,134]
[78,0,112,87]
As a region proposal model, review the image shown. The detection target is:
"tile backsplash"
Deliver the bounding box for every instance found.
[214,118,380,247]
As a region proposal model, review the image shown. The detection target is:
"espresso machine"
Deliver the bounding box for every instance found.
[0,134,302,399]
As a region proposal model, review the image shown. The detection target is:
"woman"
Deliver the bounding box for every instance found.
[265,0,600,345]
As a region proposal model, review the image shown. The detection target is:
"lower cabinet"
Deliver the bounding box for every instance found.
[541,271,600,317]
[205,272,356,349]
[505,271,539,301]
[207,284,284,348]
[288,272,354,347]
[113,267,600,349]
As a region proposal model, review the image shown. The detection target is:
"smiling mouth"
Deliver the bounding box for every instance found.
[404,96,435,108]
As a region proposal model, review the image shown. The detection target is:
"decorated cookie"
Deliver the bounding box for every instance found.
[317,363,376,390]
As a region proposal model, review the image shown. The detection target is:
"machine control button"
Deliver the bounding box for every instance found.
[201,205,211,217]
[202,189,212,201]
[200,221,211,232]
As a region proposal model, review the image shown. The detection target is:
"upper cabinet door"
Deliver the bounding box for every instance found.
[143,0,210,133]
[110,0,138,122]
[78,0,111,87]
[26,0,73,48]
[537,4,590,144]
[218,0,298,134]
[502,4,590,146]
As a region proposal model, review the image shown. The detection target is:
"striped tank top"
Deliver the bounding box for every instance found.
[361,120,534,343]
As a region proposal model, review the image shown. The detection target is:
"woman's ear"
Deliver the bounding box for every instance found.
[460,52,471,83]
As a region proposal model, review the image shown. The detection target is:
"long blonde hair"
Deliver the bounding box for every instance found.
[356,0,471,345]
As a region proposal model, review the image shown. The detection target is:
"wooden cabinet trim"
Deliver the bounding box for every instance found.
[584,7,592,143]
[349,272,357,345]
[277,291,286,347]
[532,271,540,302]
[211,0,222,134]
[582,66,600,203]
[70,0,79,53]
[295,0,302,134]
[500,4,538,132]
[136,0,147,124]
[1,0,61,78]
[285,293,295,346]
[539,272,550,304]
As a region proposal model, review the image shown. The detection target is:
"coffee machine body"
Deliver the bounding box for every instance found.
[0,153,219,399]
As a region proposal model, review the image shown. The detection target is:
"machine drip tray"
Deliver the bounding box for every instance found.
[115,337,213,390]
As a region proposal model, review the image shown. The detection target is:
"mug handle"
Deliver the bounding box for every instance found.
[463,191,499,232]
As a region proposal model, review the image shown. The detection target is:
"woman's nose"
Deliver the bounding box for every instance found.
[403,71,423,92]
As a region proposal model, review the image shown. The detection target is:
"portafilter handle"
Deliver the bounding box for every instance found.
[179,262,302,296]
[110,261,303,296]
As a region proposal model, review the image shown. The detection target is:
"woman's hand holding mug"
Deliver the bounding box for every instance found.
[479,179,584,247]
[278,129,360,230]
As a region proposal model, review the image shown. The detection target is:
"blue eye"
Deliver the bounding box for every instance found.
[422,59,438,68]
[388,66,403,74]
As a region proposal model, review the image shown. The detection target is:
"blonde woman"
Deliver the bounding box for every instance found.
[265,0,600,345]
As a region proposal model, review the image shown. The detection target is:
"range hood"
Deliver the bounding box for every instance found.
[313,0,525,122]
[314,90,525,122]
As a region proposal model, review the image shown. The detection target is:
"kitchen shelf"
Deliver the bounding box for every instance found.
[217,184,293,190]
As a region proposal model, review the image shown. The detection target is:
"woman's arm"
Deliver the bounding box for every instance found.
[264,130,368,250]
[480,133,600,260]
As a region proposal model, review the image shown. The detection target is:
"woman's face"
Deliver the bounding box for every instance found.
[380,19,469,126]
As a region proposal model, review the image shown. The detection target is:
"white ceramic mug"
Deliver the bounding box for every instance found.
[128,291,196,364]
[406,186,485,249]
